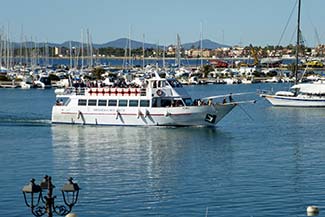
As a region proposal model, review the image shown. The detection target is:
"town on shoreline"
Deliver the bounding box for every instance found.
[1,39,325,88]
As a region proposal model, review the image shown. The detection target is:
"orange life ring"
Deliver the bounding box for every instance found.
[156,89,164,96]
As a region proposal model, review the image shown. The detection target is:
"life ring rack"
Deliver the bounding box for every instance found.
[88,88,141,96]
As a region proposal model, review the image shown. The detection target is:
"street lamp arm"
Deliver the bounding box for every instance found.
[52,204,72,216]
[31,205,47,217]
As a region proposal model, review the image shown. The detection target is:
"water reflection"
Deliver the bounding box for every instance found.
[51,125,234,216]
[51,125,234,176]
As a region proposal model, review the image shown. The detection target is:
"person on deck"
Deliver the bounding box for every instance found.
[229,93,233,102]
[222,97,227,104]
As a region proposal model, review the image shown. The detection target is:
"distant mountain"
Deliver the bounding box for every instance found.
[10,41,66,49]
[182,39,230,50]
[99,38,159,49]
[60,41,84,48]
[8,38,230,50]
[52,38,160,49]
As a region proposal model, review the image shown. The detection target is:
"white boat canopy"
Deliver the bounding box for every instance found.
[291,83,325,94]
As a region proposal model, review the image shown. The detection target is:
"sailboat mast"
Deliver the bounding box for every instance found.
[176,34,181,68]
[295,0,301,84]
[142,34,145,70]
[69,41,72,69]
[128,26,132,69]
[81,29,84,71]
[200,22,203,68]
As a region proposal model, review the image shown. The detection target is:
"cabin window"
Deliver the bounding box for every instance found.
[129,100,139,107]
[152,98,158,107]
[98,99,107,106]
[158,80,166,88]
[161,99,172,107]
[172,99,184,107]
[63,98,71,106]
[140,100,150,107]
[167,79,182,88]
[78,99,87,106]
[118,100,128,107]
[88,99,97,106]
[108,100,117,106]
[183,98,193,106]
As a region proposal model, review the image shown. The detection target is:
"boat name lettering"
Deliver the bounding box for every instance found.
[94,108,115,112]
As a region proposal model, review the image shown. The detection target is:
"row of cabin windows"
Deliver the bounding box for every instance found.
[151,79,182,88]
[78,99,150,107]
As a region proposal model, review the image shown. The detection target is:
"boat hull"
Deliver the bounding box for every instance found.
[51,104,236,127]
[262,94,325,107]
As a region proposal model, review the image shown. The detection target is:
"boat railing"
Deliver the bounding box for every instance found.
[88,87,146,96]
[58,87,86,96]
[60,87,148,97]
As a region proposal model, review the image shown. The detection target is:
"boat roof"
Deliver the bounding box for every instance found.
[291,83,325,94]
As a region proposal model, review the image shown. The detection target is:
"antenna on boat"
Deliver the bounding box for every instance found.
[154,70,160,79]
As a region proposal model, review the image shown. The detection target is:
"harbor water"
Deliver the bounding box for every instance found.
[1,83,325,216]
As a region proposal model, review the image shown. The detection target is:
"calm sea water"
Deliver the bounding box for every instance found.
[1,83,325,217]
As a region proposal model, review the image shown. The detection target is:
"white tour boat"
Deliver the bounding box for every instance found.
[52,75,238,127]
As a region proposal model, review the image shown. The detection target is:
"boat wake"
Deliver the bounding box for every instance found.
[0,112,51,127]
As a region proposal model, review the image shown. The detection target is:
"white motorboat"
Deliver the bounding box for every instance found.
[261,83,325,107]
[34,75,52,89]
[52,74,238,127]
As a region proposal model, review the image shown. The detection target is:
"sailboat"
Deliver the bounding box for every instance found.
[261,0,325,107]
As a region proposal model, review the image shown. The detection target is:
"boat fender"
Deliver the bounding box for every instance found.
[144,110,150,118]
[116,110,120,119]
[77,110,82,119]
[164,111,171,117]
[156,89,164,96]
[137,110,142,119]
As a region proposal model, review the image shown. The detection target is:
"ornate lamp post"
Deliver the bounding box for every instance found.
[22,175,80,217]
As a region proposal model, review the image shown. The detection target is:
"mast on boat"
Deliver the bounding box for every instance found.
[200,22,203,68]
[295,0,301,84]
[81,29,84,72]
[142,34,145,70]
[175,34,181,68]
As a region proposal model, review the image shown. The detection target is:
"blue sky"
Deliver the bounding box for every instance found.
[1,0,325,46]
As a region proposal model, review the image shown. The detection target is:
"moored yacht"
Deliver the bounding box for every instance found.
[261,83,325,107]
[34,75,52,89]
